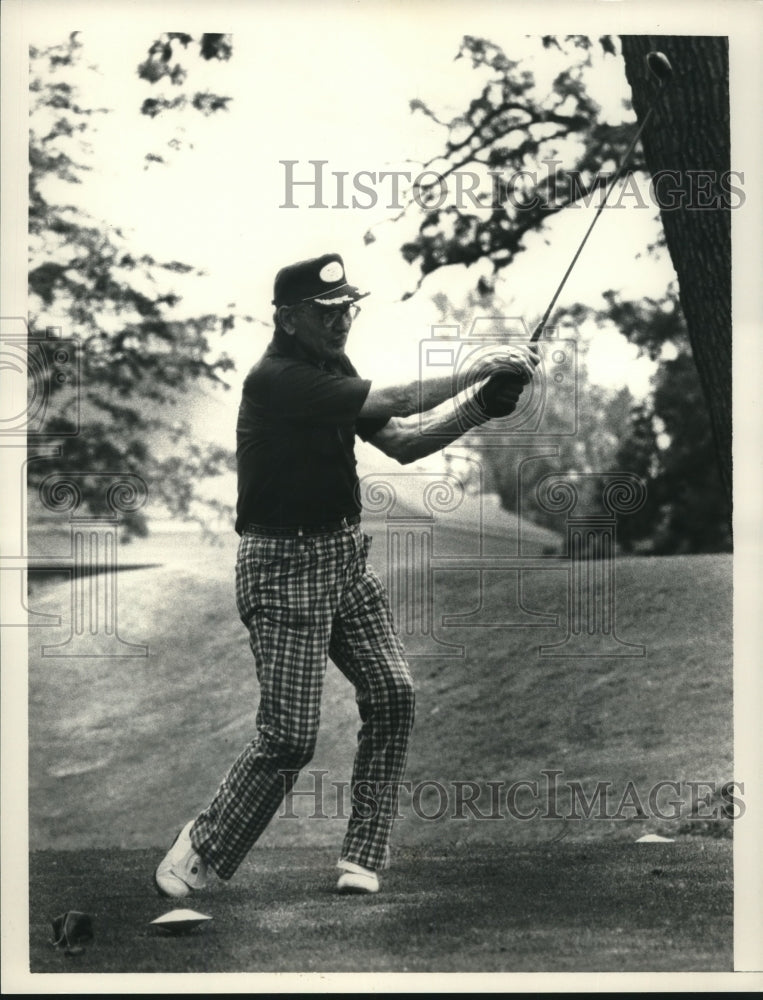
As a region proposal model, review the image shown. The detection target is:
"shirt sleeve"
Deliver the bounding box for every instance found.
[341,354,388,440]
[356,415,390,441]
[246,358,371,425]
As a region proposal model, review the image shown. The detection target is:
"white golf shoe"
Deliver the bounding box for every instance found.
[154,821,208,898]
[336,859,379,894]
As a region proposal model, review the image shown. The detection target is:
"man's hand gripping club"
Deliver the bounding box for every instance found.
[473,342,541,419]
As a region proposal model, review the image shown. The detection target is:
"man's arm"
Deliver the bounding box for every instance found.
[357,342,539,421]
[366,376,525,464]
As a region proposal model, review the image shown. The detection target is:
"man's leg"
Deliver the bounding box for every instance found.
[171,532,343,883]
[329,531,415,874]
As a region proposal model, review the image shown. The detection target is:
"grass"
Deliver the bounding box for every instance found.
[29,842,732,973]
[21,526,735,974]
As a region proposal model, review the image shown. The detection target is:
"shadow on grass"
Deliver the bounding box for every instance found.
[28,564,164,589]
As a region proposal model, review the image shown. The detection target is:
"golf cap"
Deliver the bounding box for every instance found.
[273,253,369,307]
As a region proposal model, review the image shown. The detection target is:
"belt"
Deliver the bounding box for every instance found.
[243,513,361,537]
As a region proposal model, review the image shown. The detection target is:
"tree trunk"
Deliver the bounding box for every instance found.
[620,35,732,524]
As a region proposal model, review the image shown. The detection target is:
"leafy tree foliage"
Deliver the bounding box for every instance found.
[394,34,732,551]
[433,291,635,537]
[28,33,243,537]
[137,33,233,124]
[478,370,636,538]
[391,35,645,298]
[587,290,731,553]
[442,287,729,553]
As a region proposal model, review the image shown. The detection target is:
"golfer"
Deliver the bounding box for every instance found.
[155,252,540,897]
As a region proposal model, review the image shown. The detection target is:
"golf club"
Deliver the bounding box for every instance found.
[529,50,674,343]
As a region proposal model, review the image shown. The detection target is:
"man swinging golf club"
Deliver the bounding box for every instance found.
[154,251,540,897]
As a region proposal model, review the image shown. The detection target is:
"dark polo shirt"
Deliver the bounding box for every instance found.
[235,331,387,533]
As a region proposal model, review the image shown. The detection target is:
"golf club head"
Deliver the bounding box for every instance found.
[646,50,673,83]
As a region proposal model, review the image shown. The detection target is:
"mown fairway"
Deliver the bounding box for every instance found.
[29,841,731,974]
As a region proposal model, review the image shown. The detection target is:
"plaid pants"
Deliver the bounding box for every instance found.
[191,523,414,879]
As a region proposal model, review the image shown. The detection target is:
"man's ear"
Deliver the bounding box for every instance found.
[278,305,297,335]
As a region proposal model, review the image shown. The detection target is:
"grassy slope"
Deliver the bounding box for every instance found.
[27,530,733,850]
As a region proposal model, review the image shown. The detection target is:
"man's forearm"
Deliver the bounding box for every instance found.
[360,373,465,421]
[358,342,539,421]
[368,383,490,464]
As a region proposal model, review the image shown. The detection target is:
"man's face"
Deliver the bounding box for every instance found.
[285,302,359,363]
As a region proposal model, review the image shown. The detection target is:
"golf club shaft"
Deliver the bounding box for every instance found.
[530,78,668,343]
